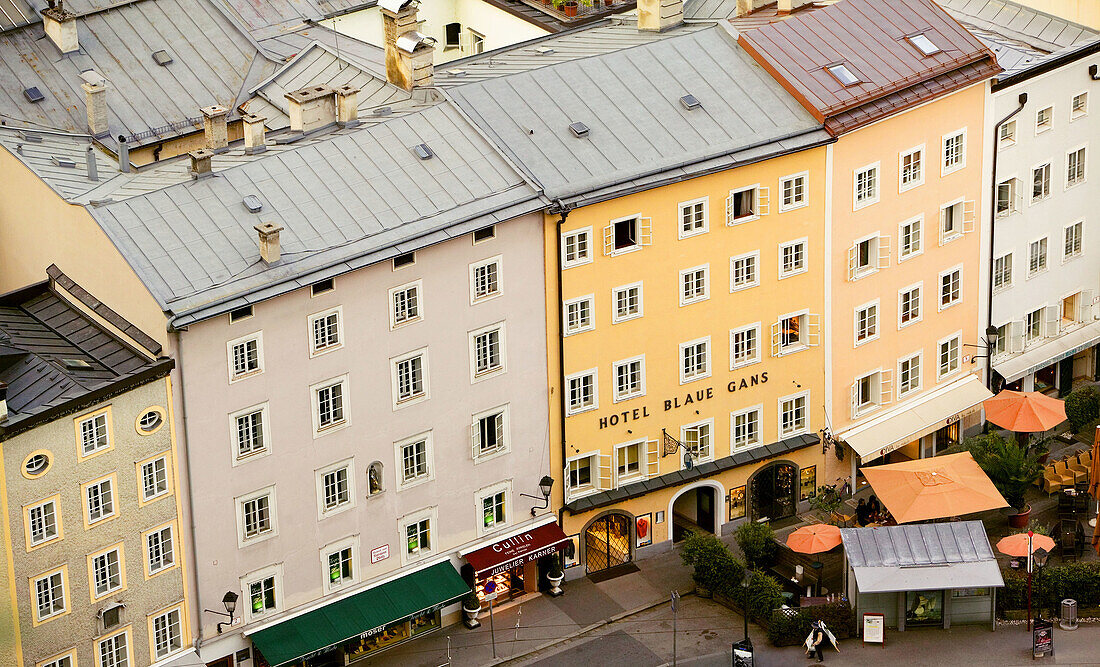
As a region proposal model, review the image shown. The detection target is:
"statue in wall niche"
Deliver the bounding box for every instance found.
[368,462,384,495]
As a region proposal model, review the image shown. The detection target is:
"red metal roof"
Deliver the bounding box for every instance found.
[737,0,998,125]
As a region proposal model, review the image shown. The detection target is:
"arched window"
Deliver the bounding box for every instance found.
[367,462,384,496]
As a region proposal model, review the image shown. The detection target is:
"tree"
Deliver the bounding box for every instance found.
[966,433,1041,510]
[735,521,778,569]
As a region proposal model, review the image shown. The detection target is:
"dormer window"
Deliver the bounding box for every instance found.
[907,33,940,56]
[827,63,859,86]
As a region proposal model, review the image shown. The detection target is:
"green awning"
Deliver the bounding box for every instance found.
[249,561,469,666]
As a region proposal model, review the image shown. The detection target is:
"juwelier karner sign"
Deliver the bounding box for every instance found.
[596,372,769,429]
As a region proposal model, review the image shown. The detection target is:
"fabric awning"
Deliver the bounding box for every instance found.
[839,374,992,463]
[993,320,1100,383]
[464,521,569,577]
[248,561,469,666]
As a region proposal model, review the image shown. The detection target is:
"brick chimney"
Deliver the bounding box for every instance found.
[335,85,360,128]
[392,32,435,92]
[254,222,284,264]
[286,86,336,134]
[42,1,78,54]
[201,105,229,152]
[189,149,213,179]
[82,81,109,138]
[638,0,683,32]
[241,113,266,154]
[381,0,420,86]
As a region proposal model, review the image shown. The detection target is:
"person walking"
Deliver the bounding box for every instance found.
[806,620,827,662]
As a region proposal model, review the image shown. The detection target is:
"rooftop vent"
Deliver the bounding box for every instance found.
[446,69,467,77]
[23,87,44,103]
[569,121,589,138]
[17,131,42,143]
[63,358,91,369]
[80,69,106,86]
[243,195,263,213]
[680,94,701,111]
[51,156,76,168]
[826,63,859,86]
[152,49,174,66]
[413,143,433,160]
[372,106,393,116]
[534,46,555,55]
[907,33,940,56]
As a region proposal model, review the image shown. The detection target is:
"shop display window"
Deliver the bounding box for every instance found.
[728,485,746,520]
[1034,363,1057,393]
[799,466,817,501]
[906,590,943,626]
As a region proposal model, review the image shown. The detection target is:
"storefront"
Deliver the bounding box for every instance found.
[461,517,570,602]
[993,323,1100,396]
[247,561,469,666]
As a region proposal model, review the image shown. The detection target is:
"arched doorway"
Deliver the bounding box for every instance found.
[750,462,798,522]
[583,513,632,574]
[670,484,719,542]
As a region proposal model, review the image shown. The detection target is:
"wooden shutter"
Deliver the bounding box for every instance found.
[725,192,736,226]
[757,186,770,216]
[1008,320,1025,353]
[1013,179,1024,213]
[646,440,660,478]
[963,200,976,232]
[598,454,612,490]
[603,224,614,256]
[770,321,781,357]
[847,245,858,281]
[850,381,859,419]
[879,369,893,406]
[469,421,481,460]
[806,313,821,346]
[1043,304,1060,338]
[1079,290,1094,323]
[939,208,949,246]
[638,217,653,246]
[877,235,891,268]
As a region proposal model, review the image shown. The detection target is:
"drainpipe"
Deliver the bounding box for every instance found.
[986,92,1028,389]
[551,200,572,530]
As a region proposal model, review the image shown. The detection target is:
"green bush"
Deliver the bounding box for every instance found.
[735,521,778,569]
[679,531,745,595]
[809,484,843,517]
[1065,386,1100,432]
[998,562,1100,616]
[766,601,856,646]
[745,569,785,621]
[965,433,1041,510]
[1077,417,1100,444]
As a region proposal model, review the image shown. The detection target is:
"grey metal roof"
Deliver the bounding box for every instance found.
[447,24,828,202]
[257,22,384,71]
[684,0,745,21]
[0,0,35,32]
[0,0,277,146]
[214,0,322,35]
[88,102,542,318]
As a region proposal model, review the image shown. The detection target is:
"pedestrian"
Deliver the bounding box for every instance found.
[855,498,871,526]
[805,620,826,662]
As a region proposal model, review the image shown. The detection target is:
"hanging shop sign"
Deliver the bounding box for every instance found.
[464,522,570,578]
[596,372,769,429]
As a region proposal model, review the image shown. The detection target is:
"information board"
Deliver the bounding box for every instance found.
[1033,619,1053,658]
[862,613,885,645]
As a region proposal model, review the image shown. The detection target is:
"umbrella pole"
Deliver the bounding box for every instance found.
[1027,570,1032,632]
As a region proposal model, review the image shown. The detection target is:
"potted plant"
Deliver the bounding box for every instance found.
[546,553,565,597]
[562,0,579,17]
[462,592,482,629]
[967,433,1041,528]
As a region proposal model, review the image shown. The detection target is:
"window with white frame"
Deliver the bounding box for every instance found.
[900,146,924,190]
[776,312,813,353]
[779,172,808,211]
[992,323,1009,357]
[996,178,1020,216]
[1026,308,1044,343]
[98,630,128,667]
[562,227,592,268]
[938,334,961,379]
[314,378,346,431]
[779,393,808,437]
[855,302,878,344]
[567,455,596,493]
[245,569,278,619]
[472,407,508,459]
[91,546,122,598]
[612,283,643,323]
[852,370,891,417]
[228,333,262,380]
[1067,146,1086,187]
[730,323,760,369]
[1065,221,1083,260]
[564,296,594,334]
[943,129,965,173]
[27,498,58,546]
[478,483,509,532]
[79,412,110,456]
[398,435,432,486]
[233,405,267,460]
[471,256,502,303]
[680,265,709,305]
[140,455,169,502]
[40,654,74,667]
[679,198,708,238]
[682,421,713,464]
[939,267,961,309]
[680,338,710,383]
[240,491,273,542]
[390,281,421,328]
[899,284,921,327]
[604,215,651,255]
[566,369,597,414]
[993,253,1013,291]
[324,543,355,590]
[941,200,973,242]
[1029,237,1048,276]
[320,464,351,513]
[146,523,175,574]
[727,185,765,223]
[471,325,505,377]
[393,351,427,404]
[848,234,887,279]
[152,607,183,659]
[999,120,1017,147]
[613,356,645,402]
[1062,293,1083,327]
[1036,106,1053,132]
[616,442,642,482]
[779,239,807,278]
[402,510,433,560]
[33,569,65,621]
[1032,163,1052,202]
[854,163,879,207]
[1072,92,1088,119]
[899,217,922,259]
[732,406,761,451]
[309,307,341,355]
[730,252,759,290]
[85,476,115,524]
[898,352,921,397]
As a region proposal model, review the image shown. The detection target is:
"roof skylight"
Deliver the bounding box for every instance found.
[827,63,860,86]
[908,33,940,56]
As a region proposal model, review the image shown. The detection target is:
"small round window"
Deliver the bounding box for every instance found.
[23,452,51,478]
[136,408,165,434]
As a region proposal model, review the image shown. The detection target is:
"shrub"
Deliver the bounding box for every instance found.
[998,562,1100,616]
[965,433,1041,510]
[1065,386,1100,432]
[767,601,856,646]
[1077,417,1100,444]
[809,484,843,518]
[735,521,778,569]
[745,569,784,621]
[679,530,744,594]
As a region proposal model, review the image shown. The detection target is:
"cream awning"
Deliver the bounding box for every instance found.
[839,374,993,463]
[993,320,1100,383]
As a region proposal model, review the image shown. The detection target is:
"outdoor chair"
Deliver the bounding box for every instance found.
[1042,468,1066,494]
[1061,531,1077,562]
[1053,460,1080,486]
[1065,456,1089,484]
[830,510,854,528]
[1058,492,1076,516]
[1076,451,1092,474]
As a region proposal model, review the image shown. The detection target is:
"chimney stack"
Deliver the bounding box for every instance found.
[391,32,435,92]
[0,381,8,423]
[254,222,284,264]
[86,145,98,181]
[734,0,771,16]
[201,105,229,152]
[638,0,683,32]
[286,86,336,134]
[241,113,267,154]
[776,0,811,14]
[189,149,213,179]
[335,85,360,128]
[381,0,420,85]
[41,1,78,54]
[82,81,109,138]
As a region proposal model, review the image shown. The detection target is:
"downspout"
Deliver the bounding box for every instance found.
[986,92,1028,389]
[172,328,206,648]
[552,200,572,529]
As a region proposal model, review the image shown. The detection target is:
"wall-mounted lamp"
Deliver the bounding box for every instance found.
[964,325,1000,363]
[205,591,239,634]
[520,475,554,516]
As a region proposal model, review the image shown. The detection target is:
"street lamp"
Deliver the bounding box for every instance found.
[733,570,754,667]
[520,475,555,515]
[205,590,239,634]
[1034,546,1050,621]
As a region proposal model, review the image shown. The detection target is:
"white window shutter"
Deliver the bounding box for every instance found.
[598,454,612,490]
[495,414,505,451]
[603,224,613,256]
[770,321,781,357]
[1008,320,1025,353]
[847,245,858,281]
[877,235,891,268]
[879,369,893,405]
[646,440,660,478]
[1043,304,1060,337]
[470,422,480,459]
[1079,290,1095,322]
[757,186,770,216]
[939,208,948,246]
[850,381,859,419]
[807,313,821,346]
[1013,179,1024,213]
[564,464,573,501]
[963,200,976,232]
[639,217,653,246]
[725,192,736,226]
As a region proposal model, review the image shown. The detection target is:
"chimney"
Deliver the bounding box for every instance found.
[0,381,7,423]
[82,82,109,138]
[335,85,360,128]
[392,32,435,92]
[638,0,683,32]
[241,113,267,155]
[254,222,284,264]
[734,0,771,16]
[776,0,811,14]
[86,145,98,181]
[118,140,130,173]
[201,105,229,152]
[286,86,336,134]
[189,149,213,179]
[381,0,420,86]
[41,1,78,54]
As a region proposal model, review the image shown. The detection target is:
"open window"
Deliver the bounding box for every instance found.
[603,216,652,255]
[847,234,889,280]
[940,200,975,244]
[725,185,769,225]
[770,312,819,356]
[850,369,893,419]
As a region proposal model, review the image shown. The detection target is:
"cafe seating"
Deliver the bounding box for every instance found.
[1054,460,1083,485]
[1042,468,1067,494]
[1060,530,1077,562]
[1066,455,1089,484]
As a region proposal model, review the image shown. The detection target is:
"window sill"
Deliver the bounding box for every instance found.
[992,284,1013,295]
[898,316,922,330]
[898,250,923,263]
[730,358,761,371]
[851,267,877,281]
[564,326,596,336]
[562,257,594,270]
[391,316,422,331]
[938,300,961,312]
[567,486,600,501]
[731,282,760,292]
[314,420,349,438]
[612,391,646,404]
[397,475,433,492]
[472,367,506,384]
[1063,253,1083,264]
[1026,269,1048,280]
[680,371,712,385]
[853,404,879,419]
[1065,179,1086,191]
[779,267,808,280]
[936,369,962,383]
[394,394,428,411]
[679,229,709,240]
[733,441,764,454]
[854,334,879,347]
[899,180,924,194]
[942,164,964,177]
[940,232,963,246]
[679,296,709,307]
[472,292,502,305]
[566,404,597,417]
[611,313,643,325]
[309,343,343,359]
[229,369,263,384]
[474,447,510,465]
[320,503,355,520]
[239,531,277,549]
[780,428,808,439]
[777,344,808,357]
[778,202,808,214]
[728,215,760,226]
[608,246,643,257]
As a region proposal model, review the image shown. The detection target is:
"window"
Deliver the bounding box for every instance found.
[1067,146,1086,187]
[311,278,335,296]
[85,476,115,525]
[779,239,806,278]
[402,510,433,560]
[993,253,1013,291]
[390,281,421,327]
[468,29,485,54]
[309,308,341,355]
[727,185,765,224]
[471,324,505,378]
[899,217,922,259]
[471,257,502,302]
[992,323,1008,357]
[731,406,761,451]
[246,571,278,619]
[393,350,428,405]
[392,251,415,270]
[233,405,267,460]
[1026,308,1044,343]
[900,146,924,190]
[1029,237,1048,276]
[730,252,759,290]
[478,483,509,532]
[898,353,921,397]
[605,215,649,254]
[444,21,461,48]
[26,498,60,547]
[1072,92,1088,119]
[567,455,595,492]
[938,334,961,379]
[473,225,496,243]
[616,442,642,482]
[78,411,110,457]
[899,285,921,327]
[613,356,645,402]
[240,491,273,542]
[855,302,878,344]
[679,265,709,305]
[848,234,887,279]
[852,371,891,417]
[730,323,760,369]
[682,421,713,464]
[562,228,592,268]
[1032,163,1051,202]
[680,337,710,383]
[612,283,643,323]
[151,607,183,659]
[941,200,972,242]
[827,63,859,85]
[943,129,966,173]
[33,568,66,622]
[137,409,163,434]
[143,523,175,576]
[779,393,808,437]
[473,408,508,459]
[1064,221,1083,260]
[40,654,74,667]
[140,455,169,502]
[996,179,1019,216]
[854,163,879,208]
[229,305,253,323]
[325,545,354,589]
[907,33,939,55]
[228,333,262,381]
[1036,106,1053,133]
[90,546,123,598]
[399,436,431,486]
[779,172,808,211]
[566,369,597,414]
[999,120,1016,147]
[564,296,594,334]
[939,267,961,309]
[314,378,346,431]
[1062,293,1081,327]
[321,466,351,512]
[775,312,814,353]
[678,198,708,238]
[98,630,128,667]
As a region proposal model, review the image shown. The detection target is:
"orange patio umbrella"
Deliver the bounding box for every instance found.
[786,524,842,554]
[983,390,1066,433]
[996,532,1055,558]
[860,452,1009,524]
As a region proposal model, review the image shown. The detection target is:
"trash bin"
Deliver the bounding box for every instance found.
[1060,599,1078,631]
